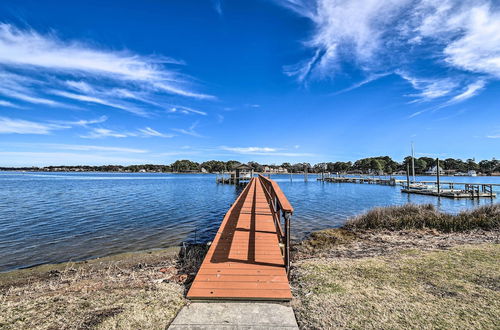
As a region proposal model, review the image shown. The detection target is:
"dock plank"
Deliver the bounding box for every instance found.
[187,177,292,301]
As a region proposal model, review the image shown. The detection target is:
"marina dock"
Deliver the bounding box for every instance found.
[318,174,399,186]
[317,174,497,199]
[215,164,254,186]
[401,181,497,199]
[188,175,293,300]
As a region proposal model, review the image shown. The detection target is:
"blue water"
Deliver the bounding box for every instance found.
[0,172,498,272]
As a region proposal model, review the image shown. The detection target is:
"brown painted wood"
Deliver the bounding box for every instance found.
[187,177,292,301]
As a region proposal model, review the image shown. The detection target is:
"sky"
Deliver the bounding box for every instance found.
[0,0,499,166]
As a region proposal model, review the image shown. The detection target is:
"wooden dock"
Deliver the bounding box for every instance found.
[401,182,497,199]
[318,174,497,199]
[318,175,398,186]
[215,175,251,186]
[187,175,293,300]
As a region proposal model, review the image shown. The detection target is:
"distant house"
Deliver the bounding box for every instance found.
[468,170,477,177]
[201,167,208,173]
[277,167,288,174]
[425,166,444,175]
[234,164,254,178]
[139,169,146,173]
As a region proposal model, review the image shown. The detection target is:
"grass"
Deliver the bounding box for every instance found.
[344,203,500,232]
[291,244,500,329]
[0,247,190,329]
[292,203,500,328]
[2,203,498,329]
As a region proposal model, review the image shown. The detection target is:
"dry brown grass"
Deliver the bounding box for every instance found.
[293,204,500,329]
[0,247,190,329]
[345,203,500,232]
[291,244,500,329]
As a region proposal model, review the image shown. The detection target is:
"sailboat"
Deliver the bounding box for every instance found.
[407,142,434,190]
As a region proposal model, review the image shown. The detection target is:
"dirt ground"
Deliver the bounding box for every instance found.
[293,228,499,260]
[0,245,207,330]
[1,228,498,329]
[291,228,500,329]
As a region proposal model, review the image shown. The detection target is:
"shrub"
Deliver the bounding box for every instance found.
[344,203,500,232]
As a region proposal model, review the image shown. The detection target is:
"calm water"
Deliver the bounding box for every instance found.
[1,172,498,272]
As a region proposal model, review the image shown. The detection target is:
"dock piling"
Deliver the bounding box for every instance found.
[436,158,441,196]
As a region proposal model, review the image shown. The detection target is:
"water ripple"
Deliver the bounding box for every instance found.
[0,172,498,272]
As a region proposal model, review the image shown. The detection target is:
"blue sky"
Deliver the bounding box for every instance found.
[0,0,499,166]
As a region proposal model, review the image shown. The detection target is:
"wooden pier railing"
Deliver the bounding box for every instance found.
[258,174,294,274]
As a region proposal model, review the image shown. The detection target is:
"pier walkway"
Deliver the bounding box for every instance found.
[187,175,293,300]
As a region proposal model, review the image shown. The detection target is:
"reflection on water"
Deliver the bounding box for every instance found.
[0,172,498,271]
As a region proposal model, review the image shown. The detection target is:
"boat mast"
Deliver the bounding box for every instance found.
[411,142,416,183]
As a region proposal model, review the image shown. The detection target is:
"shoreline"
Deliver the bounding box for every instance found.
[2,204,498,329]
[2,228,498,329]
[2,170,499,177]
[2,226,498,278]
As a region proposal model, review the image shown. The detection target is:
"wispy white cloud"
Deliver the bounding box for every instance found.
[0,100,20,108]
[219,145,315,157]
[168,105,207,116]
[172,121,204,137]
[0,23,215,117]
[0,71,69,107]
[277,0,500,104]
[0,116,65,134]
[331,72,391,95]
[487,134,500,138]
[137,127,174,138]
[0,23,213,97]
[2,89,60,106]
[220,146,278,153]
[445,79,486,105]
[397,71,459,102]
[50,115,108,127]
[0,114,111,135]
[279,0,409,80]
[212,0,223,16]
[409,78,487,117]
[418,2,500,79]
[81,126,173,139]
[52,90,147,116]
[80,128,133,139]
[23,143,148,153]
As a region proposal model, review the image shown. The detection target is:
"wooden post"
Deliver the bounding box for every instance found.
[436,158,440,196]
[284,212,291,278]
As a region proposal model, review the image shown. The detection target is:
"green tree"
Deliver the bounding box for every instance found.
[466,158,479,171]
[225,160,241,171]
[171,160,200,172]
[414,159,427,174]
[200,160,226,173]
[248,161,264,172]
[371,159,383,173]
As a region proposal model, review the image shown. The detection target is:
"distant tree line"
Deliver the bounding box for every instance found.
[1,157,499,175]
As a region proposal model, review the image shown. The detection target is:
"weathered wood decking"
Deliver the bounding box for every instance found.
[187,176,292,300]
